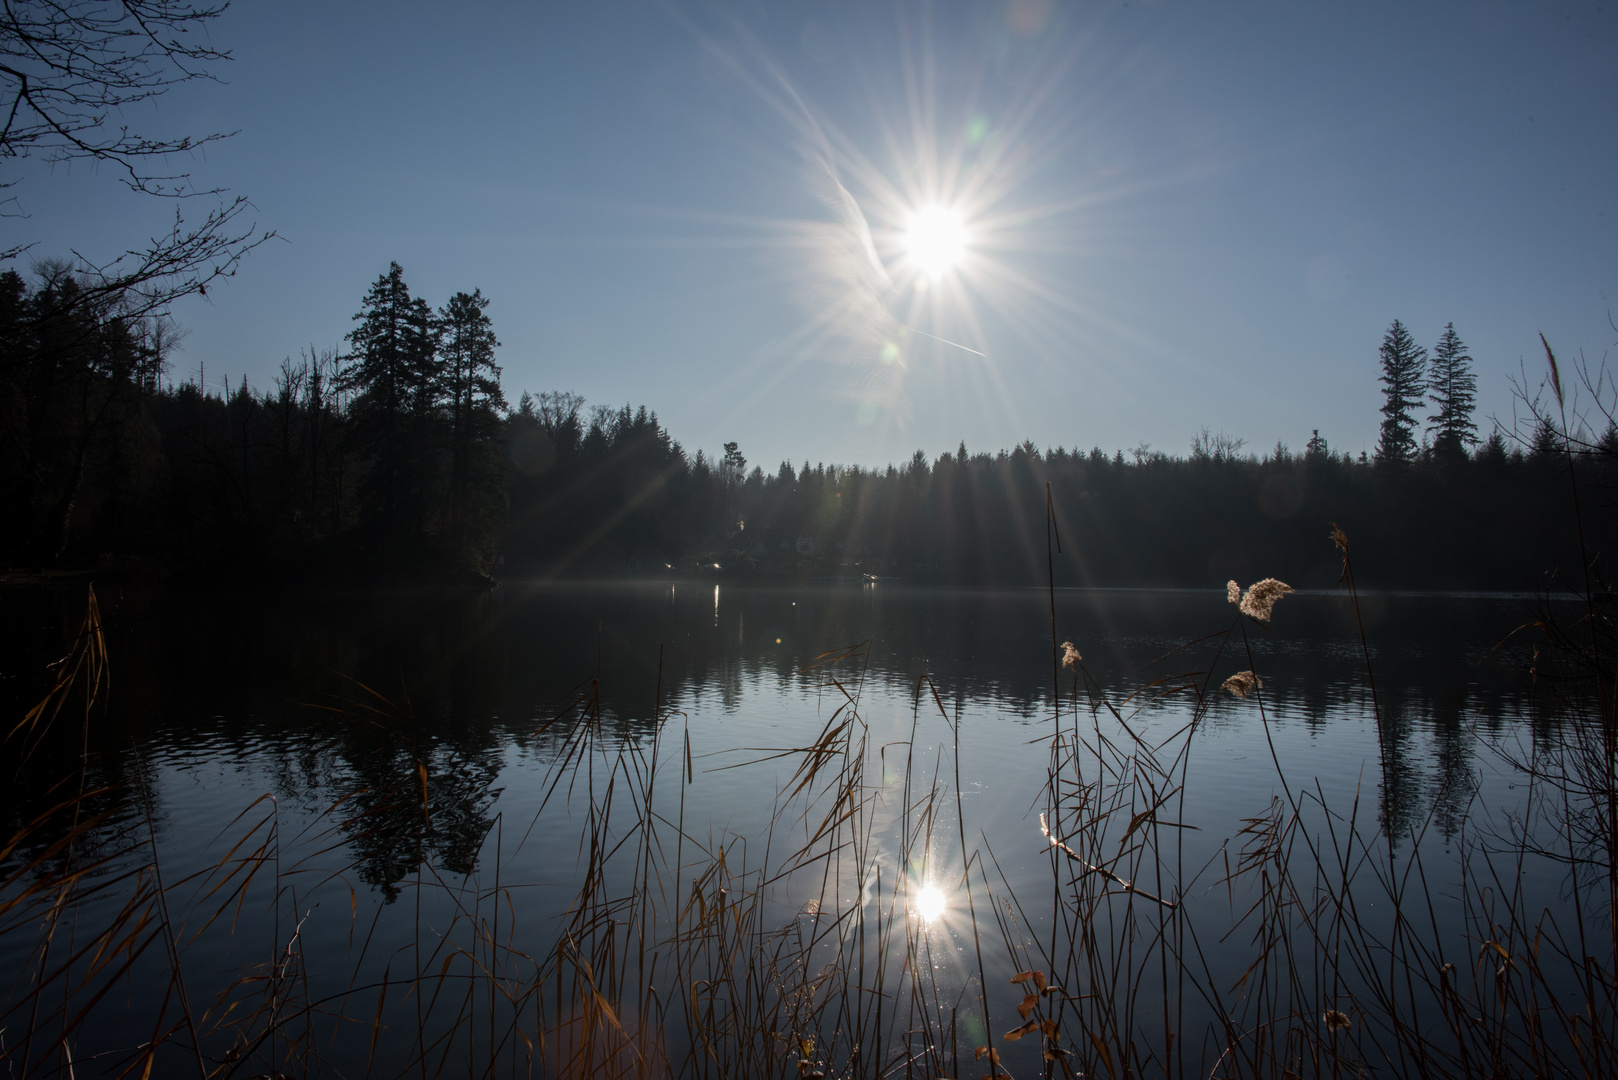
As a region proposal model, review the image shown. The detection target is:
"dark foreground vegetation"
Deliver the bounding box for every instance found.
[0,259,1597,589]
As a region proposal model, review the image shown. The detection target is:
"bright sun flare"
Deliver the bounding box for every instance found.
[904,205,969,278]
[914,884,947,922]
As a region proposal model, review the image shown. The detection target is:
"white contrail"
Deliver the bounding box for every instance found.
[903,325,987,357]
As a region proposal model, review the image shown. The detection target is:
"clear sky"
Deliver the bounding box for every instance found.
[10,0,1616,471]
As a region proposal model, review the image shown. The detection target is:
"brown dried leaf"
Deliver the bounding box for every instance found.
[1011,970,1038,985]
[1004,1020,1041,1041]
[1041,1019,1059,1038]
[1017,992,1038,1018]
[1091,1034,1114,1074]
[973,1045,999,1064]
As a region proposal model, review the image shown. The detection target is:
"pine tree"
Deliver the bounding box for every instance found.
[720,442,747,488]
[1426,322,1478,458]
[343,262,438,542]
[1376,319,1427,465]
[436,289,505,559]
[1531,415,1563,456]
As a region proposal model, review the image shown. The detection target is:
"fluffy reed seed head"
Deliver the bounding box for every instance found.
[1060,641,1081,669]
[1226,580,1241,605]
[1239,578,1294,621]
[1222,670,1262,699]
[1323,1008,1351,1033]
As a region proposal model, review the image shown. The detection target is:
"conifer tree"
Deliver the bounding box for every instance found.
[1426,322,1478,457]
[1531,415,1564,456]
[1376,319,1427,465]
[436,288,506,559]
[0,265,164,562]
[343,262,438,543]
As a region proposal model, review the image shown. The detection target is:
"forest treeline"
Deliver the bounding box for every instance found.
[0,262,1602,590]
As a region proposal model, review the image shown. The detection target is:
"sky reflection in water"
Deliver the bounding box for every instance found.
[0,580,1569,1067]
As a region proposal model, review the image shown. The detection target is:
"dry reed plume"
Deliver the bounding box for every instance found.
[1229,577,1295,621]
[1221,670,1262,699]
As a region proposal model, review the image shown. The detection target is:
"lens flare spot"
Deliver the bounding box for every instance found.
[914,884,947,922]
[904,204,969,278]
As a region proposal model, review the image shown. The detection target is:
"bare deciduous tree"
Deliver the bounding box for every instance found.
[0,0,271,309]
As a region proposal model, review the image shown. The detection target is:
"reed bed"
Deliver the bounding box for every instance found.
[2,529,1614,1078]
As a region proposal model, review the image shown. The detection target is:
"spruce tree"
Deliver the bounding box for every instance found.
[1531,415,1564,456]
[1305,429,1330,461]
[1426,322,1478,458]
[436,289,506,559]
[1376,319,1427,465]
[343,262,438,543]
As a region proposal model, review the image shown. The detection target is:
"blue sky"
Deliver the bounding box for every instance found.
[10,1,1616,470]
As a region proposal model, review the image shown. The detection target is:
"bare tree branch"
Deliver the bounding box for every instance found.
[0,1,275,318]
[0,0,237,195]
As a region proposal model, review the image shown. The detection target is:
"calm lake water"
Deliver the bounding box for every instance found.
[0,580,1575,1074]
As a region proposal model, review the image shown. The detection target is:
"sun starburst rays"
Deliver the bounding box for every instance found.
[616,15,1132,450]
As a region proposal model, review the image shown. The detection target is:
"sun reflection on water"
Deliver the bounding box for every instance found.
[914,883,947,923]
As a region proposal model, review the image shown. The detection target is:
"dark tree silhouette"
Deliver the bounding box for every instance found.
[0,3,269,566]
[721,442,747,487]
[436,289,506,565]
[0,265,167,562]
[342,263,439,547]
[11,266,1608,595]
[1531,415,1564,457]
[1376,318,1427,465]
[1427,322,1478,458]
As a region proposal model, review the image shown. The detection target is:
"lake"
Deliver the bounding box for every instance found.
[0,580,1589,1077]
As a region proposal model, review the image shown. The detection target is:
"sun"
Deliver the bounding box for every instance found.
[903,204,970,279]
[913,883,947,922]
